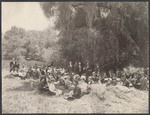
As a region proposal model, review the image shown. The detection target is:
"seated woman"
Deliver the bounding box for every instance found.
[88,76,94,85]
[26,67,33,79]
[78,77,91,95]
[32,70,38,80]
[134,74,142,89]
[100,73,107,84]
[111,76,117,86]
[71,74,80,86]
[38,75,48,91]
[64,78,91,100]
[31,67,37,79]
[120,73,126,85]
[129,74,137,87]
[47,78,63,96]
[106,78,112,86]
[123,78,130,87]
[59,74,66,85]
[92,72,99,83]
[140,74,148,90]
[64,82,82,100]
[64,77,72,89]
[47,67,52,75]
[18,65,27,80]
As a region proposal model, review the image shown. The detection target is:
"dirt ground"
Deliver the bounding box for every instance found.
[2,60,149,113]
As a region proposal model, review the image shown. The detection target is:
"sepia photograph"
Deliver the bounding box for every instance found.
[2,2,149,114]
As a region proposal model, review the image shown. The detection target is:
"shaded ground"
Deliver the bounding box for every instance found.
[2,61,149,113]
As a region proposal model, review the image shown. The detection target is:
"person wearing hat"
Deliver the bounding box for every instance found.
[104,72,111,84]
[92,72,96,82]
[122,77,131,87]
[60,68,65,75]
[53,69,59,81]
[70,72,75,82]
[39,74,48,91]
[46,73,55,82]
[120,72,126,85]
[80,73,86,82]
[93,71,99,83]
[74,62,79,74]
[139,74,148,90]
[47,78,63,96]
[47,66,52,74]
[72,74,80,85]
[59,72,69,86]
[106,78,112,87]
[65,81,82,100]
[78,76,91,95]
[111,76,117,86]
[88,75,94,85]
[134,73,142,89]
[18,65,27,80]
[15,59,20,73]
[64,73,72,89]
[10,58,16,74]
[26,67,30,79]
[78,62,82,76]
[96,72,100,83]
[33,68,40,80]
[47,79,56,95]
[36,66,42,79]
[85,63,92,84]
[33,63,38,70]
[100,72,106,84]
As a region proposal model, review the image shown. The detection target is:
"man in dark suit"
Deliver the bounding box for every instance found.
[15,59,20,73]
[10,58,15,73]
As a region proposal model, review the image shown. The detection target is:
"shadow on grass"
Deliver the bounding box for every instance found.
[6,80,39,92]
[5,78,74,97]
[4,74,16,79]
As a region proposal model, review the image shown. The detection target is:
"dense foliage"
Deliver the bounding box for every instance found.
[2,26,60,64]
[2,2,149,71]
[40,2,149,71]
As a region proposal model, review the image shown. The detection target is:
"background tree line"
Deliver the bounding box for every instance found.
[2,25,61,65]
[2,2,149,72]
[40,2,148,71]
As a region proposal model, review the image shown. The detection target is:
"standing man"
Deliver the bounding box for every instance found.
[140,73,148,90]
[85,62,91,84]
[68,61,73,76]
[78,62,82,76]
[74,62,79,74]
[10,58,15,74]
[15,59,20,73]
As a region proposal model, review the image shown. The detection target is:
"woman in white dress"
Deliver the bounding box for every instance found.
[47,78,63,96]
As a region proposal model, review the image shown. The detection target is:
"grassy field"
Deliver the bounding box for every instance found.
[2,60,149,113]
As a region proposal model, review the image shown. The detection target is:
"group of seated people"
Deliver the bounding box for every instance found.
[10,61,149,99]
[38,66,91,99]
[119,70,149,90]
